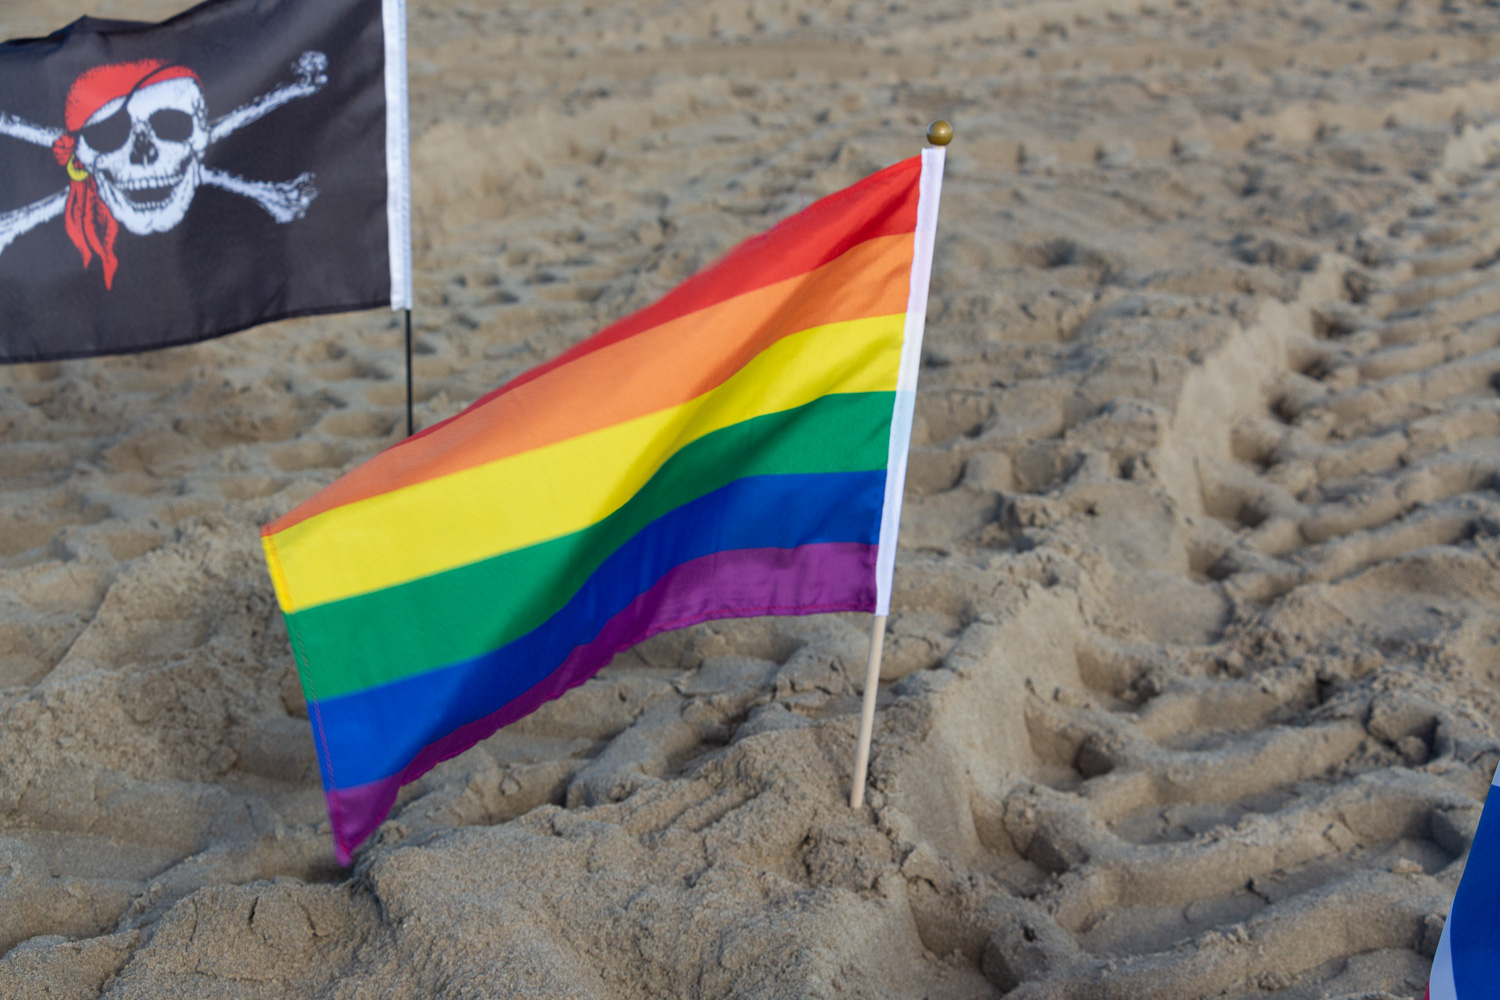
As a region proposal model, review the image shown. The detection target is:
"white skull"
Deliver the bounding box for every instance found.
[73,77,208,236]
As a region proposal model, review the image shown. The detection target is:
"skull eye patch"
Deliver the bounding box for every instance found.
[80,108,195,153]
[149,109,194,142]
[81,109,131,153]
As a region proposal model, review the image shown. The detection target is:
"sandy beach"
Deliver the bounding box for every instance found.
[4,0,1500,996]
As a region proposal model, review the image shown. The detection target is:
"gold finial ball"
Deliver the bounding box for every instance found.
[927,119,954,146]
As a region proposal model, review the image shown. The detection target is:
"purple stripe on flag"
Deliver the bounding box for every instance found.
[322,541,878,862]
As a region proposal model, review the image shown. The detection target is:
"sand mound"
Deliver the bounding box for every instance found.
[5,0,1500,996]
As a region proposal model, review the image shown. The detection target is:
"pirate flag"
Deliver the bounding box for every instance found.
[0,0,411,364]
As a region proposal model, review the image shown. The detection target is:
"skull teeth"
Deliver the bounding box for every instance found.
[122,185,178,208]
[98,169,188,211]
[106,172,185,192]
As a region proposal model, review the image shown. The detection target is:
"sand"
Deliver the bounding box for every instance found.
[3,0,1500,996]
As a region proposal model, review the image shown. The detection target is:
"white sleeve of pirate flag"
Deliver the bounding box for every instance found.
[0,0,413,364]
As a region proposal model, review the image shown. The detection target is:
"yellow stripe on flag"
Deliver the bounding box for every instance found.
[269,313,905,612]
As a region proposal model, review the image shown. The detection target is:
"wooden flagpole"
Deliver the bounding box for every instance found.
[849,613,888,809]
[849,119,951,811]
[404,308,414,437]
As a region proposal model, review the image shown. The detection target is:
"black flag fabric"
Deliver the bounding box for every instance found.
[0,0,411,364]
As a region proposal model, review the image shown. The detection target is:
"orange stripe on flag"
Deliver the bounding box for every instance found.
[406,156,924,436]
[267,232,915,533]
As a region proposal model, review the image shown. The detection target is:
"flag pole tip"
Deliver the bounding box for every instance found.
[927,120,954,146]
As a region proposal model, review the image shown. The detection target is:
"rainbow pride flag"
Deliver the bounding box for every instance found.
[261,148,946,863]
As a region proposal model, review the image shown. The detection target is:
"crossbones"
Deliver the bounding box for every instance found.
[0,51,328,288]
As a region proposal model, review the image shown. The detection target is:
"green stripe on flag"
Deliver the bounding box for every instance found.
[287,390,895,697]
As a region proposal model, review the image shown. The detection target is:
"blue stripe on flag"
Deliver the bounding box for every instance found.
[311,469,885,789]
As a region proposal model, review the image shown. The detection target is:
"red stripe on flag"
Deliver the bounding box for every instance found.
[395,155,922,450]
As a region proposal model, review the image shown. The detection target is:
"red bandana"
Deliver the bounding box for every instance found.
[51,60,200,289]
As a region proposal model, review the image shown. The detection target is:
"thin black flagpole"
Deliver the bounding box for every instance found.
[404,308,414,437]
